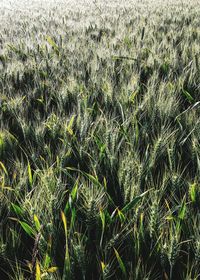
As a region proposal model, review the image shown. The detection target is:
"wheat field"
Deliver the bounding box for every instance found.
[0,0,200,279]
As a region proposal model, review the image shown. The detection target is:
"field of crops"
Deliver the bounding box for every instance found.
[1,0,200,279]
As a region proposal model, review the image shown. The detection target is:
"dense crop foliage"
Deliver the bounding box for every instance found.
[1,0,200,279]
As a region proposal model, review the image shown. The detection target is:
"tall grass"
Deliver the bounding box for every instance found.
[1,0,200,279]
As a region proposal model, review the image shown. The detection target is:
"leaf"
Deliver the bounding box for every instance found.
[99,144,106,159]
[103,177,107,189]
[61,211,67,236]
[178,197,186,220]
[182,89,194,103]
[101,261,106,272]
[46,36,58,49]
[27,161,33,186]
[27,261,33,272]
[34,214,41,231]
[1,186,14,191]
[117,208,126,222]
[46,36,59,55]
[11,203,24,216]
[130,91,138,103]
[140,212,144,236]
[66,167,102,188]
[64,201,70,214]
[83,172,102,188]
[61,211,71,279]
[67,115,75,136]
[100,210,105,247]
[47,266,58,273]
[19,221,36,237]
[100,210,105,231]
[44,254,51,269]
[189,183,196,203]
[165,199,171,212]
[0,161,8,176]
[111,208,118,219]
[69,207,76,231]
[71,180,78,200]
[8,217,18,222]
[114,248,127,277]
[36,260,41,280]
[121,190,150,214]
[66,167,80,172]
[166,215,174,221]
